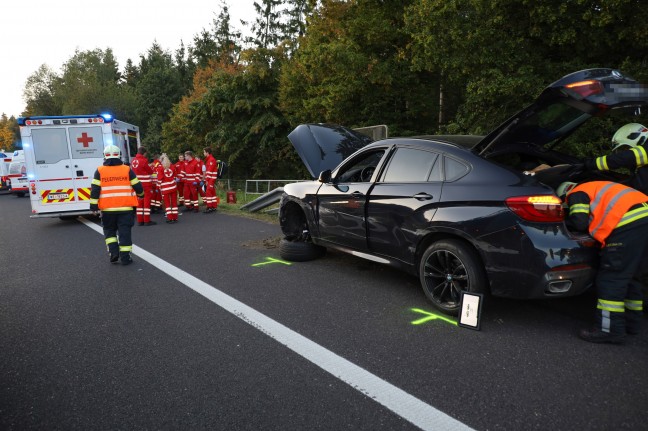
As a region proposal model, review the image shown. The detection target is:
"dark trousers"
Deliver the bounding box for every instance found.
[595,221,648,335]
[101,211,135,261]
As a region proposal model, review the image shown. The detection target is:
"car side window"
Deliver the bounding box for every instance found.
[382,147,439,182]
[444,157,469,181]
[337,150,385,183]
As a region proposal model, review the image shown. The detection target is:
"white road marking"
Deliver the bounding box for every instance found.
[81,218,473,431]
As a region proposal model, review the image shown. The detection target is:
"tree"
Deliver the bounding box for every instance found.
[135,43,185,154]
[0,114,20,151]
[23,64,62,116]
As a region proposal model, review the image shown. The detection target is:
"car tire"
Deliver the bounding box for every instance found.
[419,239,487,316]
[279,238,326,262]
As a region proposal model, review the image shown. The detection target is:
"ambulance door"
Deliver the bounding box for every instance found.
[67,126,105,202]
[29,127,78,208]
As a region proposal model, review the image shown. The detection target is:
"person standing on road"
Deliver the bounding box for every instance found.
[131,147,156,226]
[559,180,648,344]
[157,154,179,223]
[183,151,200,213]
[203,147,219,213]
[175,152,186,208]
[150,154,163,214]
[90,145,144,265]
[584,123,648,194]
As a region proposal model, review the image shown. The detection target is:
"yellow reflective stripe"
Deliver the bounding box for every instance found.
[616,205,648,228]
[102,207,135,212]
[596,156,609,171]
[105,237,117,245]
[119,245,133,252]
[101,192,136,198]
[631,146,647,166]
[130,178,140,185]
[102,185,132,191]
[89,198,98,204]
[597,299,624,312]
[91,178,101,186]
[625,300,643,311]
[570,203,589,215]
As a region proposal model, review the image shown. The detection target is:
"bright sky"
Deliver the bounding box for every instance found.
[0,0,257,118]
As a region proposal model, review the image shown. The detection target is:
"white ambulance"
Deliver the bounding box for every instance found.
[18,114,140,218]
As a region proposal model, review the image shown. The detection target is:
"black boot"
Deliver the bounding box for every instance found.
[578,328,625,344]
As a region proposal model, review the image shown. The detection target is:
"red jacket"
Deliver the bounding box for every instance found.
[184,158,201,183]
[157,166,178,195]
[204,154,218,181]
[130,153,154,189]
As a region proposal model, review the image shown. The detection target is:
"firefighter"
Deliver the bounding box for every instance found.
[157,153,179,223]
[130,147,156,226]
[174,152,186,207]
[89,145,143,265]
[203,147,219,213]
[558,180,648,344]
[183,151,200,213]
[584,123,648,194]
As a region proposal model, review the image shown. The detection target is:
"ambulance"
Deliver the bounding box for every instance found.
[18,114,140,218]
[6,150,27,196]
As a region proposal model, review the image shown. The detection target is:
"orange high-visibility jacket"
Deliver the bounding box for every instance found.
[97,165,139,210]
[568,181,648,244]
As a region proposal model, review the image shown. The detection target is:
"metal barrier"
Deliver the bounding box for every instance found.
[244,179,306,200]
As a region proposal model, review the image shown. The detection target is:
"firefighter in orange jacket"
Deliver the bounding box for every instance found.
[130,147,156,226]
[203,147,219,213]
[89,145,144,265]
[157,154,179,223]
[559,180,648,344]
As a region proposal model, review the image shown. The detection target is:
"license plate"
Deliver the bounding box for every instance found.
[48,193,69,200]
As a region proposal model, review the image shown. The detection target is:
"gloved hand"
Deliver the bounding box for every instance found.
[200,181,205,187]
[175,178,180,182]
[192,182,198,186]
[583,158,598,171]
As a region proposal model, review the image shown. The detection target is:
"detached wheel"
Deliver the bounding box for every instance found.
[279,238,326,262]
[419,239,486,315]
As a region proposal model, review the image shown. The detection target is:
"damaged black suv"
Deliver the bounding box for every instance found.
[279,68,648,315]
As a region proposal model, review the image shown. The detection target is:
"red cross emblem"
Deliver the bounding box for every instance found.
[77,132,94,148]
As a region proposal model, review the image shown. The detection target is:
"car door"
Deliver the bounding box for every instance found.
[316,148,387,250]
[367,145,443,264]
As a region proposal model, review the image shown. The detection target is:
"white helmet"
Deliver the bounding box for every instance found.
[611,123,648,151]
[557,181,577,198]
[103,145,121,159]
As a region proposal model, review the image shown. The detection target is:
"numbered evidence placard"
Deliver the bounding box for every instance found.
[458,292,483,330]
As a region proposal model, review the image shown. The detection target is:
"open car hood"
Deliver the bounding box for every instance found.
[287,123,374,178]
[474,68,648,156]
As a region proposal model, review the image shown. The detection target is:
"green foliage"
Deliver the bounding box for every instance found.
[19,0,648,180]
[0,114,20,150]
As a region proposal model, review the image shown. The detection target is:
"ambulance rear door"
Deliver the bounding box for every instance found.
[26,124,105,216]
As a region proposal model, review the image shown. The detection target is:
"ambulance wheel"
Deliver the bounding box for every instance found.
[16,192,25,197]
[279,238,326,262]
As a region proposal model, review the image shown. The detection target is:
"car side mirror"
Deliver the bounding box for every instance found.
[318,169,332,183]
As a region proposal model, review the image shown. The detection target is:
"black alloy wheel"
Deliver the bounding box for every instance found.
[419,239,486,315]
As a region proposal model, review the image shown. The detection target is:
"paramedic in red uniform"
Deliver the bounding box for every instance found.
[157,153,179,223]
[183,151,200,212]
[89,145,143,265]
[203,147,219,213]
[174,152,186,208]
[559,180,648,344]
[150,154,163,213]
[130,147,156,225]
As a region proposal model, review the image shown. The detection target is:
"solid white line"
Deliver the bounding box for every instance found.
[81,218,473,431]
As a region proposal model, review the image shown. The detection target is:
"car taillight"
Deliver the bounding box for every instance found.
[505,195,564,222]
[564,80,604,98]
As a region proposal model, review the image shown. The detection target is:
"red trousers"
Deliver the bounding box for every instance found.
[163,193,178,221]
[136,187,153,223]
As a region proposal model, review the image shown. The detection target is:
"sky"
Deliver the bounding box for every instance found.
[0,0,257,119]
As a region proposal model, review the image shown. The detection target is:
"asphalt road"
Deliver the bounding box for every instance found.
[1,193,647,431]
